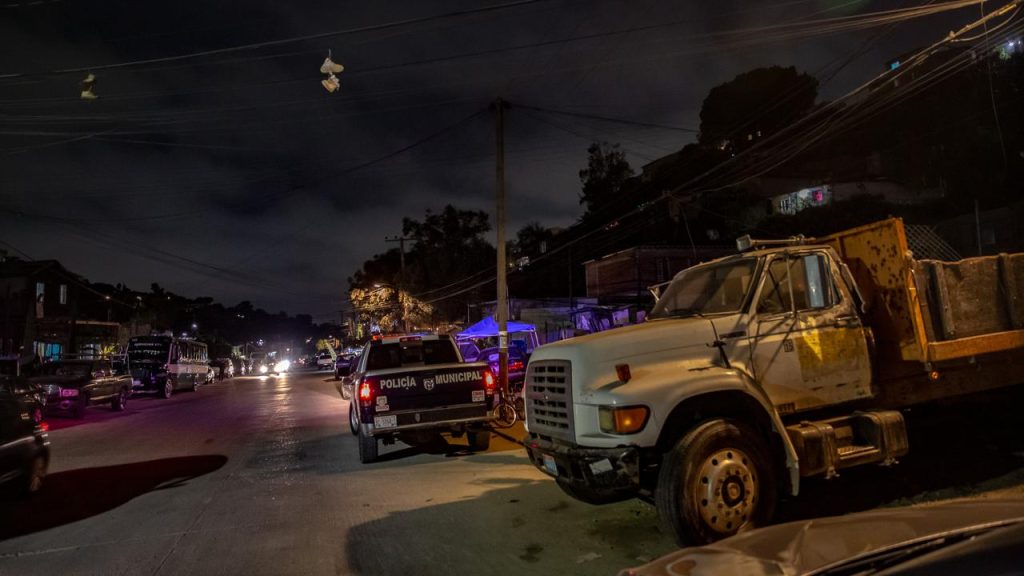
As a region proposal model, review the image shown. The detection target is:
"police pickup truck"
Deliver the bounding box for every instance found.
[342,334,497,463]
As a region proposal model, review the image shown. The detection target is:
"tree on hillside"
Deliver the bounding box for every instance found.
[512,222,555,262]
[578,141,634,221]
[699,65,818,155]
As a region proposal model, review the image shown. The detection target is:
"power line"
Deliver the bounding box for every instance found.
[0,0,556,79]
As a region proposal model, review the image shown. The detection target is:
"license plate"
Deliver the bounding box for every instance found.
[373,415,397,429]
[542,454,558,477]
[60,388,79,397]
[471,390,485,402]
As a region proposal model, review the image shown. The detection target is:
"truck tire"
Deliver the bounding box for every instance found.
[349,401,359,436]
[655,418,777,546]
[467,430,491,451]
[358,429,378,463]
[162,379,174,399]
[111,387,129,411]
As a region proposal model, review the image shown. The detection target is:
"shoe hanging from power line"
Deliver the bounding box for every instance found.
[80,73,98,100]
[320,50,344,93]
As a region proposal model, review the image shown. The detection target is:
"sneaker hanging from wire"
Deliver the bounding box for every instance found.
[80,73,98,100]
[321,73,340,94]
[320,56,344,75]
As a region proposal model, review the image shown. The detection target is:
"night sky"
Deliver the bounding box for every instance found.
[0,0,974,317]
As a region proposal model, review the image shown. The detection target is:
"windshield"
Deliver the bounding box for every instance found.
[128,338,170,363]
[41,362,93,377]
[650,258,758,318]
[366,340,459,371]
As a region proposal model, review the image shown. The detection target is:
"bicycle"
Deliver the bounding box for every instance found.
[492,384,525,429]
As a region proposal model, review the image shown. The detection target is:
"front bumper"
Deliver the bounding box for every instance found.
[524,434,640,503]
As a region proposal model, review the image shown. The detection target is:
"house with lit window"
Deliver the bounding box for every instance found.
[0,253,119,360]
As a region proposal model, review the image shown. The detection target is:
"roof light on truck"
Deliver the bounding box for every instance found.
[599,405,649,435]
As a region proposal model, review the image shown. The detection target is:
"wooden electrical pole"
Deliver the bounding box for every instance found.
[385,235,414,332]
[494,98,509,396]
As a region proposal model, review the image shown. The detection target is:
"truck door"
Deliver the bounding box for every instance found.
[750,251,872,413]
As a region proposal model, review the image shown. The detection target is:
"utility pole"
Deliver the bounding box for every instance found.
[385,235,414,332]
[494,98,509,397]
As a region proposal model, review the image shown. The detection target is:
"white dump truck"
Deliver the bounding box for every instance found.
[523,218,1024,545]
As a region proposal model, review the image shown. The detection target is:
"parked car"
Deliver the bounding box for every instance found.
[211,358,234,380]
[28,358,132,418]
[621,499,1024,576]
[476,346,527,390]
[458,341,481,362]
[0,374,45,423]
[315,351,334,371]
[333,353,357,380]
[0,388,49,496]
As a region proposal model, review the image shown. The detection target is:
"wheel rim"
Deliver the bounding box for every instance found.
[121,390,128,408]
[165,381,173,396]
[28,457,45,492]
[692,448,757,534]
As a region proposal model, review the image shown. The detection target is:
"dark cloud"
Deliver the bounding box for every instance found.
[0,0,971,313]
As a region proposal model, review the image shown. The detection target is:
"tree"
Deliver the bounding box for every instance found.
[578,141,634,220]
[349,285,433,334]
[699,66,818,154]
[512,222,555,262]
[348,204,496,326]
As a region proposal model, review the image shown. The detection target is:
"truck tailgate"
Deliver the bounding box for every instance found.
[369,363,492,412]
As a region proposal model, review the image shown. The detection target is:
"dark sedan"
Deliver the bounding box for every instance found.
[476,346,527,390]
[0,387,49,496]
[28,359,132,418]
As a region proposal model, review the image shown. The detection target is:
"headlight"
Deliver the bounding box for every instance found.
[598,405,650,435]
[259,365,268,374]
[274,360,291,373]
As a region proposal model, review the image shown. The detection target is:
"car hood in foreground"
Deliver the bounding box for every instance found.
[621,500,1024,576]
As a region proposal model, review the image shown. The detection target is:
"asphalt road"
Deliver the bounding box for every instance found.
[2,372,1022,576]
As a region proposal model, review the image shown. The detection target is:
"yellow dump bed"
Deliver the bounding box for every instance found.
[821,218,1024,365]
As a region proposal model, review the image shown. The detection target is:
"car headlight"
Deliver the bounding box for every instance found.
[259,365,268,374]
[274,360,291,373]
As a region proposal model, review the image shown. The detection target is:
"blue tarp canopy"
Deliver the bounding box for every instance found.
[457,315,535,338]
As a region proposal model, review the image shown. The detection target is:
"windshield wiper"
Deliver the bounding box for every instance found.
[666,307,705,318]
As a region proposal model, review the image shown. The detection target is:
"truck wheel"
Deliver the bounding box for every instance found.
[358,429,378,463]
[162,379,174,399]
[348,401,359,436]
[467,430,491,451]
[111,388,129,411]
[20,454,47,496]
[655,419,777,546]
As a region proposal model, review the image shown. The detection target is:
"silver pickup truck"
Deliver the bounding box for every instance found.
[341,334,497,463]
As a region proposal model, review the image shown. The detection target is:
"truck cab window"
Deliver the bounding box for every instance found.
[758,253,837,315]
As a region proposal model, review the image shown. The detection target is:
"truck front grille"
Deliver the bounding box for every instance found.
[525,360,574,442]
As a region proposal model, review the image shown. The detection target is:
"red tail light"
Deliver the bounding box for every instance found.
[509,361,524,371]
[483,370,496,393]
[39,421,50,432]
[359,376,378,403]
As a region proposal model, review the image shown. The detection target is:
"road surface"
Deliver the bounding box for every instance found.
[1,371,1022,575]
